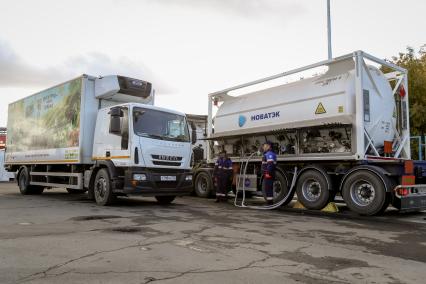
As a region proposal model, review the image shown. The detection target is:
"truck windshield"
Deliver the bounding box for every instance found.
[133,107,190,142]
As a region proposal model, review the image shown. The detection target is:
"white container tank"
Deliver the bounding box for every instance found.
[213,59,395,148]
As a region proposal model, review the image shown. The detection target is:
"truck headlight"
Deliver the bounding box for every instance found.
[185,175,193,181]
[133,174,147,181]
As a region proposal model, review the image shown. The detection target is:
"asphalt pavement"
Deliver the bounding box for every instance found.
[0,182,425,284]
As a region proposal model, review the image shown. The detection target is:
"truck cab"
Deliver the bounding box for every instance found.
[91,103,193,204]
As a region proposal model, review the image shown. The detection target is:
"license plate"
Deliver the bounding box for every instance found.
[161,176,176,181]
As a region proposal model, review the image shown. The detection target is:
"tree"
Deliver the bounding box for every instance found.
[383,46,426,136]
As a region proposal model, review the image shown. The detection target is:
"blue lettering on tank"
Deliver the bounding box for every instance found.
[249,111,280,122]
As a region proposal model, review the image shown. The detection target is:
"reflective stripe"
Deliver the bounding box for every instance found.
[266,197,274,201]
[266,159,276,162]
[225,167,232,170]
[216,193,226,197]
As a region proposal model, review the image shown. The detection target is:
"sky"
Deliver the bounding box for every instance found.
[0,0,425,126]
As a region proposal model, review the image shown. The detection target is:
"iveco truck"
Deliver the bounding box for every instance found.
[193,51,426,215]
[4,75,193,205]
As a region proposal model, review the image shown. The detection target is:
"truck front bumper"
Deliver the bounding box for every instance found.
[120,168,193,197]
[392,185,426,211]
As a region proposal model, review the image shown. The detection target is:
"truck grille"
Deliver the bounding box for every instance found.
[153,161,181,166]
[151,154,182,161]
[151,154,182,167]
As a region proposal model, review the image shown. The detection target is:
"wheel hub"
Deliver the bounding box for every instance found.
[95,178,107,199]
[350,181,376,206]
[273,180,282,198]
[302,179,322,202]
[198,178,207,193]
[357,184,374,202]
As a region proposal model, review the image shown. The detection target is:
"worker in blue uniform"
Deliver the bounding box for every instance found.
[262,141,277,205]
[213,150,233,203]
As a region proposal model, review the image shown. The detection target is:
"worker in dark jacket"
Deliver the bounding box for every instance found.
[262,141,277,205]
[213,151,233,202]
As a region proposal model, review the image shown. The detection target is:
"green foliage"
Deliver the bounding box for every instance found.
[383,46,426,136]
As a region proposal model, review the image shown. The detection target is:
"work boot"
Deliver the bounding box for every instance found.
[267,200,274,205]
[215,198,220,203]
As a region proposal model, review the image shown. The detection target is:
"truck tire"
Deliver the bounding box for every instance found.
[66,188,87,194]
[155,196,176,204]
[194,171,213,198]
[93,168,115,206]
[18,168,44,195]
[262,170,292,206]
[296,169,331,210]
[341,170,388,216]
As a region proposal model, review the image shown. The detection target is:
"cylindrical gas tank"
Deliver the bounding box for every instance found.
[213,59,395,148]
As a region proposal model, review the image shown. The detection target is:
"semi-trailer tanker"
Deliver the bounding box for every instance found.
[4,75,193,205]
[193,51,426,215]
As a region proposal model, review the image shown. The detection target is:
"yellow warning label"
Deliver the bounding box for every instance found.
[338,105,344,113]
[315,102,326,114]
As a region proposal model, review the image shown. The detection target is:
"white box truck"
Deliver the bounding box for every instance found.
[193,51,426,215]
[4,74,193,205]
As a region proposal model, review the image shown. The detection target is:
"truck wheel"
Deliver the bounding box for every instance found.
[262,171,293,206]
[155,196,176,204]
[18,168,44,195]
[296,169,331,210]
[66,188,87,194]
[341,170,387,216]
[194,171,213,198]
[94,169,115,206]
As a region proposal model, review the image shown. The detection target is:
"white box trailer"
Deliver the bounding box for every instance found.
[5,75,193,205]
[193,51,426,215]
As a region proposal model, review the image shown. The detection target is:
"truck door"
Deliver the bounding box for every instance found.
[93,106,131,166]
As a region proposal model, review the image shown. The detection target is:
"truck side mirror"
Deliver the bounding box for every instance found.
[109,107,123,135]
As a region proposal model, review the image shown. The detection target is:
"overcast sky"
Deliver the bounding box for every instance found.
[0,0,425,126]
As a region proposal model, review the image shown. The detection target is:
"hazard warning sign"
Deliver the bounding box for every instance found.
[315,102,326,114]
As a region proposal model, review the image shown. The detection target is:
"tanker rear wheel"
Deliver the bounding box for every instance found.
[296,169,331,210]
[341,170,388,216]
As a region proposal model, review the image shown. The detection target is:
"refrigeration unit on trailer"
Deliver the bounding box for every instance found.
[4,74,193,205]
[193,50,426,215]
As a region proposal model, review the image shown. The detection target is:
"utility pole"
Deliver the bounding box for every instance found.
[327,0,332,60]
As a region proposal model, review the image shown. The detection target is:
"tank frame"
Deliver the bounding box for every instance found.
[207,51,409,163]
